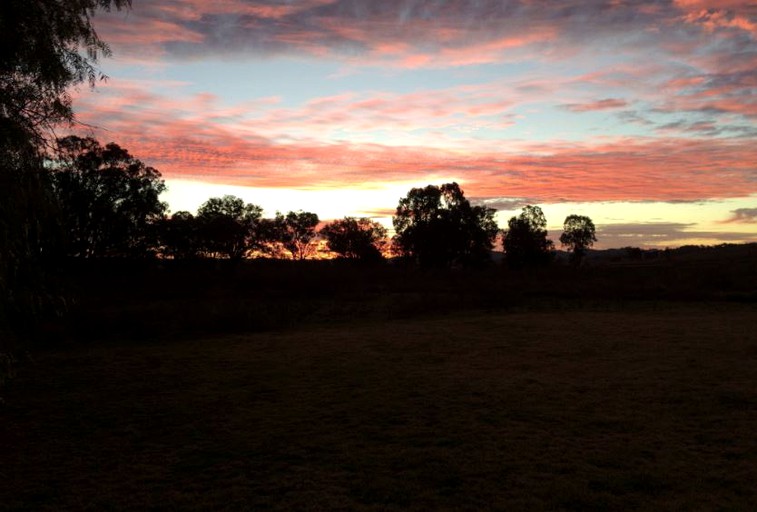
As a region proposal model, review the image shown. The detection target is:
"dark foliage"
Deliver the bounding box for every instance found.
[320,217,387,261]
[393,182,498,267]
[503,205,554,268]
[158,211,201,260]
[195,195,263,260]
[47,244,757,344]
[0,0,130,148]
[264,211,320,260]
[49,136,167,258]
[560,214,597,265]
[0,0,129,358]
[0,161,66,350]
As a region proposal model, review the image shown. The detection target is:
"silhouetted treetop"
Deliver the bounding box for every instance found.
[560,214,597,265]
[50,135,166,258]
[266,211,320,260]
[1,0,131,148]
[158,211,200,260]
[320,217,387,261]
[393,182,498,267]
[196,195,263,260]
[503,205,554,268]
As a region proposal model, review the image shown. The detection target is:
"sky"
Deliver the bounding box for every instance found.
[73,0,757,248]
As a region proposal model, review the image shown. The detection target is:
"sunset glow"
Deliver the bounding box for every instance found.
[75,0,757,248]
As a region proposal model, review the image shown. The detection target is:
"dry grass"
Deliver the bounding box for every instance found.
[3,304,757,511]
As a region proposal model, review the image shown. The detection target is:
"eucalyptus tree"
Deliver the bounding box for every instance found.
[269,211,321,260]
[196,195,263,260]
[50,136,167,258]
[320,217,387,261]
[1,0,131,354]
[503,205,554,268]
[560,215,597,265]
[393,182,498,267]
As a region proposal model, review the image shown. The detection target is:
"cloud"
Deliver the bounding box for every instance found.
[679,3,757,35]
[656,119,757,137]
[597,222,757,247]
[70,76,757,207]
[563,98,628,112]
[91,1,757,134]
[469,197,540,212]
[75,78,523,149]
[94,1,754,66]
[75,105,757,204]
[723,207,757,223]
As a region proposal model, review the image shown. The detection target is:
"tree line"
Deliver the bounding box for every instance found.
[0,0,596,364]
[43,135,596,267]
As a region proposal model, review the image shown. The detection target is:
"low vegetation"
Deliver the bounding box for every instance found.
[2,301,756,511]
[39,244,754,344]
[1,246,755,510]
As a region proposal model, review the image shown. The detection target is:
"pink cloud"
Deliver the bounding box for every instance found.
[563,98,629,112]
[92,1,687,68]
[682,8,757,35]
[73,82,757,204]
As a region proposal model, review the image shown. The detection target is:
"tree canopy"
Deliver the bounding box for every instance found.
[320,217,387,261]
[267,211,320,260]
[393,182,498,267]
[0,0,130,150]
[49,136,166,258]
[503,205,554,268]
[1,0,130,357]
[196,195,263,260]
[158,211,200,260]
[560,214,597,264]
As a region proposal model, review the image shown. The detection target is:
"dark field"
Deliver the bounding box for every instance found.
[3,255,757,510]
[4,308,757,510]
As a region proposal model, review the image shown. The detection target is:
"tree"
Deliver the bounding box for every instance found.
[50,135,167,258]
[1,0,130,385]
[320,217,387,261]
[559,215,597,265]
[392,182,498,267]
[1,0,131,149]
[266,211,320,260]
[196,195,263,260]
[503,205,554,268]
[158,211,200,260]
[0,162,65,351]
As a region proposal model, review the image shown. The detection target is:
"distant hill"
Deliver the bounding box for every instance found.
[493,242,757,266]
[584,243,757,265]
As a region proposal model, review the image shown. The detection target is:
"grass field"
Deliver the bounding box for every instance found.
[3,303,756,511]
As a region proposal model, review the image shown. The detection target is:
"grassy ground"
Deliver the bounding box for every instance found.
[3,303,757,511]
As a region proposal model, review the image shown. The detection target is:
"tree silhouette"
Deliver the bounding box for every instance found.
[1,0,130,149]
[320,217,387,261]
[267,211,320,260]
[560,215,597,265]
[50,136,167,258]
[503,205,554,268]
[158,211,200,260]
[1,0,130,379]
[393,182,498,267]
[196,195,263,260]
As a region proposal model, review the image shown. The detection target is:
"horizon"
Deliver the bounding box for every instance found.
[72,0,757,249]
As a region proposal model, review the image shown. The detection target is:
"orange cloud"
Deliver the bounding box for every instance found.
[74,98,757,204]
[71,75,757,206]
